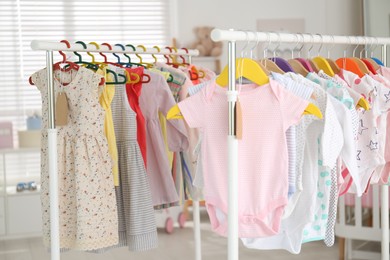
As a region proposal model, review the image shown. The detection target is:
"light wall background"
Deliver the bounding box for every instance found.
[173,0,364,65]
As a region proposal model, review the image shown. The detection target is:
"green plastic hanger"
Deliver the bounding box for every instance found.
[72,41,99,71]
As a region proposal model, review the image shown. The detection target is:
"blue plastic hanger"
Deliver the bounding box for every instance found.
[371,57,384,66]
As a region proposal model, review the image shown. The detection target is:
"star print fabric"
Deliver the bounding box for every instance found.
[340,69,390,193]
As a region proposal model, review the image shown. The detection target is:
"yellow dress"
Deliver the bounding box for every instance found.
[97,67,119,186]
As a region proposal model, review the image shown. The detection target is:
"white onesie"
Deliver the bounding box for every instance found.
[340,70,390,193]
[241,75,343,254]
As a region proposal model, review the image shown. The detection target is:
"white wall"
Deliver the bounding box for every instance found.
[364,0,390,37]
[175,0,363,65]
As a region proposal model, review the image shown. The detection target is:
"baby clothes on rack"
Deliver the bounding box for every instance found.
[125,66,148,168]
[139,69,188,207]
[178,79,309,237]
[98,66,119,186]
[241,72,343,253]
[32,67,119,251]
[110,66,158,251]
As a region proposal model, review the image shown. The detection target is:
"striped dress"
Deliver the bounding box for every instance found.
[110,67,158,251]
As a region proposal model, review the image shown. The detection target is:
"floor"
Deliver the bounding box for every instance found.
[0,209,342,260]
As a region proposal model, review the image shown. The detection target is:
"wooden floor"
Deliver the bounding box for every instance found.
[0,209,342,260]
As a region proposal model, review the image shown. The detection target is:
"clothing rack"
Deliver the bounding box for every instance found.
[210,28,390,260]
[30,40,201,260]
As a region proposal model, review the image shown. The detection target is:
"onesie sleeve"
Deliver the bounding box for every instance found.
[270,80,309,130]
[177,84,207,128]
[156,75,189,152]
[31,68,46,93]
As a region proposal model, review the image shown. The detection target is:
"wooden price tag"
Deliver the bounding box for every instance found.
[55,92,69,126]
[234,99,243,140]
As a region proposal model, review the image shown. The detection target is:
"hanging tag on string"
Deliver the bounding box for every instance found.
[234,98,243,140]
[55,92,69,126]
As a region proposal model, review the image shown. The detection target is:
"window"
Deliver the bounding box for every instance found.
[0,0,175,146]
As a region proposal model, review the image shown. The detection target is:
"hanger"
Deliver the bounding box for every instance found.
[72,41,99,71]
[164,46,175,65]
[287,34,309,76]
[151,45,160,64]
[267,32,294,73]
[178,46,198,80]
[311,34,335,76]
[350,37,370,75]
[217,31,269,87]
[360,38,380,72]
[291,33,314,73]
[53,40,80,72]
[256,32,282,74]
[303,34,320,73]
[179,47,190,66]
[105,69,127,85]
[136,45,154,68]
[323,35,341,75]
[371,57,384,66]
[45,40,81,86]
[295,58,314,72]
[150,45,174,82]
[166,96,323,119]
[123,69,140,84]
[124,44,147,68]
[335,36,365,77]
[168,30,322,120]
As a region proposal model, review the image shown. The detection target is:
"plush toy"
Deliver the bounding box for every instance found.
[189,26,222,57]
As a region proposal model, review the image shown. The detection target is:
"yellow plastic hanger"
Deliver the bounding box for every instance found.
[357,97,370,110]
[136,45,154,68]
[216,58,270,87]
[313,56,335,76]
[310,34,335,76]
[124,69,140,84]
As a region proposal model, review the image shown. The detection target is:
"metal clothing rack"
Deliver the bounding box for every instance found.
[30,40,201,260]
[210,28,390,260]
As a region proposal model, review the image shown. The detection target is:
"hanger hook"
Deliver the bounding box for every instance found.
[74,41,87,63]
[59,40,71,63]
[359,37,366,58]
[344,36,352,58]
[249,31,260,59]
[327,35,336,58]
[87,42,100,63]
[114,43,126,63]
[152,45,160,63]
[370,37,379,57]
[180,47,189,65]
[291,34,300,59]
[136,45,147,64]
[164,46,173,63]
[365,38,373,58]
[352,36,360,57]
[240,30,251,58]
[263,32,272,59]
[270,32,281,58]
[101,43,113,63]
[315,33,323,56]
[307,33,315,58]
[296,33,305,58]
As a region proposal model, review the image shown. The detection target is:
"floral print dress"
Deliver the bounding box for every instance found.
[32,66,118,251]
